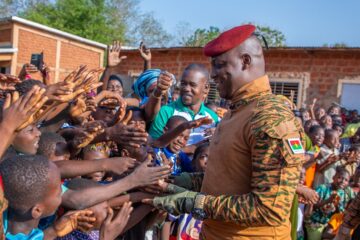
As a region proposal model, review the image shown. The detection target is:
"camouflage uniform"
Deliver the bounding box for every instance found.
[200,75,305,239]
[342,190,360,229]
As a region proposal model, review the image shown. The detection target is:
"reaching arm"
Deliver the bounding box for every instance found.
[62,158,170,210]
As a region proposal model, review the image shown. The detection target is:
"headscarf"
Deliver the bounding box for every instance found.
[132,69,175,106]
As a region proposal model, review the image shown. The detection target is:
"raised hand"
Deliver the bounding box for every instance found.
[69,96,97,120]
[106,121,148,148]
[100,203,133,240]
[2,86,48,131]
[18,63,38,80]
[104,157,137,175]
[72,121,106,148]
[153,71,173,97]
[139,42,151,62]
[185,117,213,129]
[130,155,171,187]
[0,73,21,90]
[53,210,96,237]
[107,41,127,67]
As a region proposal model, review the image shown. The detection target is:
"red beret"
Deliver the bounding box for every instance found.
[203,24,256,57]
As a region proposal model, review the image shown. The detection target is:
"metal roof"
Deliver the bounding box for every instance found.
[0,16,107,49]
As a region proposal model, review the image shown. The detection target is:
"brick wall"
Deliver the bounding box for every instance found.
[117,47,360,107]
[13,23,104,83]
[0,29,12,42]
[17,28,57,78]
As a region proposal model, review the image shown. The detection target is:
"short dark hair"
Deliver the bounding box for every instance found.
[0,155,50,213]
[325,129,338,139]
[109,74,124,87]
[182,63,209,81]
[15,79,46,96]
[309,125,324,134]
[166,115,188,129]
[335,166,350,177]
[37,132,66,158]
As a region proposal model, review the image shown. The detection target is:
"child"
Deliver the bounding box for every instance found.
[82,143,111,182]
[321,200,354,240]
[191,142,210,172]
[9,124,41,155]
[153,116,192,175]
[175,143,210,240]
[313,129,341,188]
[341,145,360,179]
[0,155,96,239]
[320,115,333,130]
[304,125,324,188]
[305,167,355,240]
[37,132,70,162]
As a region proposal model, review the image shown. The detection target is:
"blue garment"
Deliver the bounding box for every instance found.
[3,210,44,240]
[153,147,192,175]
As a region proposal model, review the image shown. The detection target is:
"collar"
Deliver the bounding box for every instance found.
[229,75,271,109]
[176,99,206,116]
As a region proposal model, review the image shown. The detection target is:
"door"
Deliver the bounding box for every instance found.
[340,83,360,111]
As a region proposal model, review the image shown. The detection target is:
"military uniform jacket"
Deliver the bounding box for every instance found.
[200,75,305,239]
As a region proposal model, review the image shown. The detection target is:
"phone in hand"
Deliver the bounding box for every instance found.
[30,52,44,70]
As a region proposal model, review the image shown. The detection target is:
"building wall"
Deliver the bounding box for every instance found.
[11,22,105,84]
[117,48,360,108]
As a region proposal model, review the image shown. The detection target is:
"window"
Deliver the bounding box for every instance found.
[270,81,300,106]
[207,80,219,103]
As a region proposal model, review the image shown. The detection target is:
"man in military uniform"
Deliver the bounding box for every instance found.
[144,24,305,239]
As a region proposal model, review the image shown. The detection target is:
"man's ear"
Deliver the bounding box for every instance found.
[241,54,252,70]
[31,204,44,219]
[121,149,130,157]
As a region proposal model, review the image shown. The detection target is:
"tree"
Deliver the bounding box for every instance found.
[1,0,172,47]
[184,26,221,47]
[182,24,286,47]
[255,24,286,47]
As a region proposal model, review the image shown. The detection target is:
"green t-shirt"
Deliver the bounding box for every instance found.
[149,99,219,144]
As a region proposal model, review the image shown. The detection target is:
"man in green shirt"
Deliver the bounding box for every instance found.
[149,63,219,145]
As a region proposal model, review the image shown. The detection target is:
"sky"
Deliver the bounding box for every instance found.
[139,0,360,47]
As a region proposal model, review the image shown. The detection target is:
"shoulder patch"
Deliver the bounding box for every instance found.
[287,138,305,154]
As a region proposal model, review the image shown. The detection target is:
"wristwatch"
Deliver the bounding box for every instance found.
[192,194,207,220]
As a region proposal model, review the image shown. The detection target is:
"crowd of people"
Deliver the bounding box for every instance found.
[0,24,359,240]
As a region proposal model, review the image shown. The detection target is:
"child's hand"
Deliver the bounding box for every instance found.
[103,157,137,175]
[2,86,48,131]
[0,73,20,90]
[54,210,96,237]
[100,203,133,240]
[186,117,213,129]
[106,120,148,148]
[297,185,319,204]
[130,155,171,187]
[71,121,105,148]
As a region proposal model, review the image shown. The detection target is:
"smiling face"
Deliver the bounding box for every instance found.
[168,129,190,154]
[180,70,208,107]
[210,48,246,99]
[12,124,41,154]
[309,127,325,147]
[107,79,123,96]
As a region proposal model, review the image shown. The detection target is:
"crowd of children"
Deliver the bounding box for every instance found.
[0,40,359,240]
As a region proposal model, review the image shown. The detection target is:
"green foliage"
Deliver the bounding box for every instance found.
[184,26,221,47]
[183,24,286,47]
[255,24,286,47]
[20,0,126,44]
[1,0,171,46]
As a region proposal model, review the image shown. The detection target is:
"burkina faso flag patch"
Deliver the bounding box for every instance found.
[288,138,305,154]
